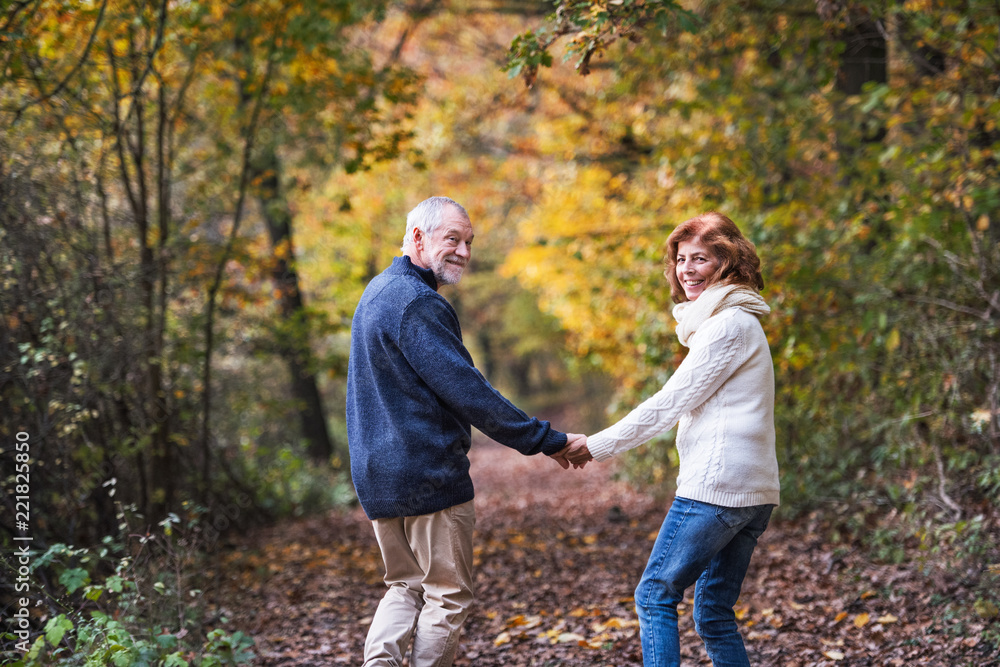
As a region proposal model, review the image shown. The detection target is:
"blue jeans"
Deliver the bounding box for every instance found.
[636,497,773,667]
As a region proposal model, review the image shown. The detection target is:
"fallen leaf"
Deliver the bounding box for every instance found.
[854,612,870,628]
[823,649,845,660]
[493,631,511,646]
[973,599,999,619]
[506,614,542,629]
[877,614,898,624]
[592,617,638,632]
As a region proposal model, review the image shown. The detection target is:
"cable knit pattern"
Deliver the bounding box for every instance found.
[587,289,780,508]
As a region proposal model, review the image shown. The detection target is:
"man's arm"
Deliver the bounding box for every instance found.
[399,295,568,456]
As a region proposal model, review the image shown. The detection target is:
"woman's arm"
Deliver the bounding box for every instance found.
[587,314,747,461]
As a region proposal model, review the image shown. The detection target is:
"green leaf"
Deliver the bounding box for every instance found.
[59,568,90,594]
[27,635,45,660]
[45,614,74,647]
[164,653,190,667]
[106,575,125,593]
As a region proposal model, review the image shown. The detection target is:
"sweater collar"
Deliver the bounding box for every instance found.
[393,255,439,291]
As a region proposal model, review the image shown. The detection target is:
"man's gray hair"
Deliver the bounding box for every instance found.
[401,196,469,250]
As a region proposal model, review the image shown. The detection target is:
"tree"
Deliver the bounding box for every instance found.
[0,0,421,544]
[500,0,1000,517]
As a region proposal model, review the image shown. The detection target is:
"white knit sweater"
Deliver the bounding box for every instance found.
[587,299,780,508]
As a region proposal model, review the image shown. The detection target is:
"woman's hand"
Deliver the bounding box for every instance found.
[564,433,593,468]
[549,433,593,469]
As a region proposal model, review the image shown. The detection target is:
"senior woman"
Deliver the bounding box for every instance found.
[569,211,780,667]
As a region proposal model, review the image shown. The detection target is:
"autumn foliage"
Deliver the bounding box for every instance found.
[2,0,999,664]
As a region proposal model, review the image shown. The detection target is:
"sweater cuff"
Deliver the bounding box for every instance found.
[586,434,617,462]
[540,430,568,456]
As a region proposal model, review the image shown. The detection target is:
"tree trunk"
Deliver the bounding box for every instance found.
[250,146,335,463]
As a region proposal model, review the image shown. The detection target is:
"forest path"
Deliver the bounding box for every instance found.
[215,437,995,666]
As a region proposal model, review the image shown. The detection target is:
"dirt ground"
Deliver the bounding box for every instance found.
[213,437,999,666]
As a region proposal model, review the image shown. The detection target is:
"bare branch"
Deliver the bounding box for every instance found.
[14,0,109,114]
[903,295,992,322]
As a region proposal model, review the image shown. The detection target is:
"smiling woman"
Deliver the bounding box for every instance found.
[569,211,778,667]
[663,212,765,306]
[674,240,719,302]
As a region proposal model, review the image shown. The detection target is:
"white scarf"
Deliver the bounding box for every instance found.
[672,283,771,347]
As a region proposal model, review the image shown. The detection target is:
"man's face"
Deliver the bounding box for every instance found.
[417,207,474,286]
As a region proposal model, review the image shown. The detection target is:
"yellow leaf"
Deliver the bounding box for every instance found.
[860,590,877,600]
[853,613,870,628]
[569,608,589,617]
[823,649,845,660]
[886,328,900,352]
[506,614,542,629]
[977,214,990,231]
[974,599,999,619]
[877,614,898,624]
[834,611,848,623]
[493,631,511,646]
[555,632,586,644]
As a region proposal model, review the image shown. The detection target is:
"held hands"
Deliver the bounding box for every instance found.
[548,433,593,470]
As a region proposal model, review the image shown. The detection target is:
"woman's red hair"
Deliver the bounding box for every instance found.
[664,212,764,304]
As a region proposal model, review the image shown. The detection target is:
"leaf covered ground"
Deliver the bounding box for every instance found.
[212,438,999,666]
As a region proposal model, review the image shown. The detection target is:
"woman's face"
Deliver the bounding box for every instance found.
[675,239,719,301]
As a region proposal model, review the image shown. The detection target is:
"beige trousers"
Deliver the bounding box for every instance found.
[362,500,476,667]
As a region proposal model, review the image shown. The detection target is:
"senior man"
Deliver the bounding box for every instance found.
[346,196,587,666]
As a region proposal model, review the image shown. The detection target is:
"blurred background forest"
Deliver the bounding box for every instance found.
[2,0,998,663]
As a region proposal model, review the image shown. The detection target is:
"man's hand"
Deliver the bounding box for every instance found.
[548,433,592,469]
[564,433,592,468]
[548,448,571,469]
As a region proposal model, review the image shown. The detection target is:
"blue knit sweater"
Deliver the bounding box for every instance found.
[346,256,568,520]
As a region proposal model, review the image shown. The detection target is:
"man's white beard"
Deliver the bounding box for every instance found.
[432,257,466,285]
